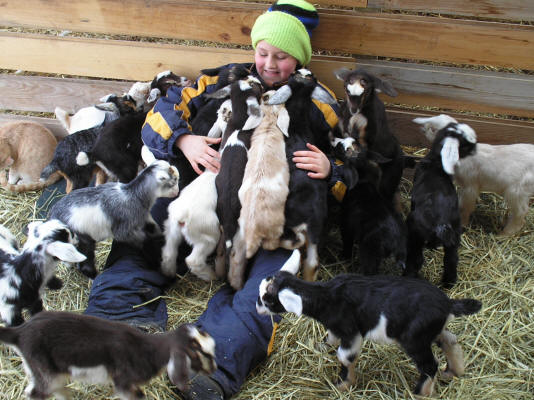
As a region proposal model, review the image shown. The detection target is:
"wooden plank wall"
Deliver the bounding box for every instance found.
[0,0,533,145]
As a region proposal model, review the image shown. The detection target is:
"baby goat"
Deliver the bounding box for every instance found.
[405,119,477,287]
[334,67,404,209]
[414,114,534,236]
[0,220,85,326]
[269,69,337,281]
[48,160,179,279]
[333,136,407,275]
[257,250,482,397]
[0,311,216,399]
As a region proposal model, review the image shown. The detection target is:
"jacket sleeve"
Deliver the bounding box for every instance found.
[309,82,350,202]
[141,73,219,160]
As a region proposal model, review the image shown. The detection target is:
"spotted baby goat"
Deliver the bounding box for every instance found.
[0,220,85,326]
[0,311,216,399]
[48,160,179,279]
[405,119,477,287]
[257,250,482,397]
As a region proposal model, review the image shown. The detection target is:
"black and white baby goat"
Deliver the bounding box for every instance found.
[269,68,337,281]
[334,68,405,209]
[48,160,179,279]
[257,250,482,397]
[405,119,477,287]
[0,311,216,399]
[0,220,85,326]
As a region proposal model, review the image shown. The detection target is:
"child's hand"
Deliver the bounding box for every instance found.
[176,134,221,174]
[292,143,331,179]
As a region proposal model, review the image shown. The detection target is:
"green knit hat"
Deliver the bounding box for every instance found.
[251,0,319,66]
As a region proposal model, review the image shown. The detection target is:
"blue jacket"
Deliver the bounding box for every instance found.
[141,63,348,199]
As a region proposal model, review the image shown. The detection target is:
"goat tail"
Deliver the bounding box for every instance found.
[0,326,19,346]
[0,170,61,193]
[40,160,59,181]
[54,106,71,132]
[436,224,456,247]
[76,151,92,166]
[451,298,482,317]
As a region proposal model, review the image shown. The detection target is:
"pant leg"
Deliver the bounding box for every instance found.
[196,247,292,397]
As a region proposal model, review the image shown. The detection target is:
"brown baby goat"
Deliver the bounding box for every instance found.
[0,311,216,399]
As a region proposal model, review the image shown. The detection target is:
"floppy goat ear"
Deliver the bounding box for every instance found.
[167,350,191,392]
[268,85,292,105]
[278,289,303,316]
[242,97,263,131]
[46,242,87,263]
[311,86,337,104]
[276,106,290,137]
[413,114,458,142]
[441,137,460,175]
[280,249,301,275]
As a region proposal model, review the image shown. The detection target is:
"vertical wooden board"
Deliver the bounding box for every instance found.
[368,0,534,22]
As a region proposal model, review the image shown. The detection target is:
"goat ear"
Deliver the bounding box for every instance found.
[206,85,231,99]
[242,105,263,131]
[276,107,290,137]
[441,137,460,175]
[311,86,337,105]
[207,121,223,139]
[374,78,398,98]
[333,67,351,81]
[167,351,190,392]
[141,145,157,166]
[278,289,303,316]
[268,85,292,105]
[46,242,87,263]
[147,88,161,103]
[413,114,458,142]
[280,249,301,275]
[367,150,392,164]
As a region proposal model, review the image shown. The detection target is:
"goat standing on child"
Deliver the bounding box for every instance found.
[256,249,482,397]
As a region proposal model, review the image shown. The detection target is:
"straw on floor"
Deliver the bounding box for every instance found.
[0,173,532,400]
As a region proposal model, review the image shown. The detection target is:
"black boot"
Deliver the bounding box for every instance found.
[174,375,225,400]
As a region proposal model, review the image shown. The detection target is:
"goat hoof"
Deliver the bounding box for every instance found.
[441,368,456,380]
[78,264,97,279]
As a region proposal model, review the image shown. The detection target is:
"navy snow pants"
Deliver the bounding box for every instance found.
[84,196,290,398]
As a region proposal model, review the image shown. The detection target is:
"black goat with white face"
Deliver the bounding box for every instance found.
[256,250,482,397]
[405,120,477,287]
[0,311,216,399]
[334,67,405,208]
[332,136,407,275]
[0,220,85,326]
[268,68,337,282]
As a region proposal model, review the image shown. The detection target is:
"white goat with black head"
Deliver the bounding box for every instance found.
[414,114,534,236]
[0,311,216,399]
[0,220,85,326]
[48,160,179,279]
[257,250,482,397]
[405,118,477,287]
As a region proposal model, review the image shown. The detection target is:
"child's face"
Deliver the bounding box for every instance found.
[254,40,298,87]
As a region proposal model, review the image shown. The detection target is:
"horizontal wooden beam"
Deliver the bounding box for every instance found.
[2,40,534,118]
[368,0,534,22]
[2,107,532,148]
[0,114,67,141]
[1,1,533,69]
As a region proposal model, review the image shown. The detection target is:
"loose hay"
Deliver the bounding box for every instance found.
[0,177,532,399]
